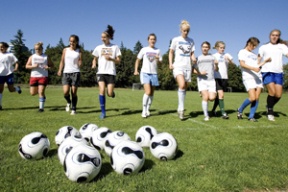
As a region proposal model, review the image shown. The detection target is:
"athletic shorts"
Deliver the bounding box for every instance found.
[97,74,116,84]
[173,68,191,82]
[30,77,48,86]
[140,72,159,86]
[262,72,283,85]
[0,73,14,85]
[243,77,263,91]
[197,79,216,93]
[62,72,80,87]
[215,78,228,91]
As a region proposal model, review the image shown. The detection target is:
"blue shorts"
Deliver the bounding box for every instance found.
[262,72,283,85]
[140,72,159,86]
[0,73,15,85]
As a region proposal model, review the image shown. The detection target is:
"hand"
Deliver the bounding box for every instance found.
[91,63,96,69]
[105,55,112,61]
[57,71,62,76]
[134,71,139,75]
[169,64,174,69]
[201,71,207,76]
[253,67,260,73]
[265,57,272,63]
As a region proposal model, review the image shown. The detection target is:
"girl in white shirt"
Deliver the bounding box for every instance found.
[237,37,271,122]
[57,35,82,115]
[134,33,162,118]
[26,42,54,112]
[0,42,22,110]
[258,29,288,121]
[169,20,196,120]
[92,25,121,119]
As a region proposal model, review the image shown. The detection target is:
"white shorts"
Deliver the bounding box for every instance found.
[243,77,263,91]
[197,79,216,93]
[173,68,191,82]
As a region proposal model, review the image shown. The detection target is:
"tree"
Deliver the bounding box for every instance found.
[227,63,245,92]
[283,63,288,91]
[133,41,143,55]
[10,29,31,83]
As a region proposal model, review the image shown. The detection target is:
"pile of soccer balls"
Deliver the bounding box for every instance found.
[18,123,177,183]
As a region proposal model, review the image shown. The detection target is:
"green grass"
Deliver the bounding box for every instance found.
[1,86,288,192]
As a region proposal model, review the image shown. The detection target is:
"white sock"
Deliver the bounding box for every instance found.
[0,94,2,106]
[14,86,19,92]
[178,89,186,112]
[147,96,153,112]
[39,97,45,109]
[142,94,149,113]
[202,100,208,117]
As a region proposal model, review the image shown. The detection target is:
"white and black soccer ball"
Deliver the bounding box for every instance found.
[55,126,79,146]
[150,132,177,161]
[135,125,158,147]
[79,123,98,142]
[90,127,112,150]
[18,132,50,160]
[64,144,102,182]
[111,140,145,175]
[58,133,88,165]
[104,131,131,156]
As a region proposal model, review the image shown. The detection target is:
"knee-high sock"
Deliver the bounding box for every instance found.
[219,99,226,115]
[64,95,71,104]
[99,95,106,115]
[178,89,186,112]
[212,97,219,112]
[142,94,149,113]
[248,100,259,119]
[202,100,208,117]
[239,98,251,113]
[147,95,153,112]
[71,96,78,111]
[267,95,274,115]
[39,97,45,109]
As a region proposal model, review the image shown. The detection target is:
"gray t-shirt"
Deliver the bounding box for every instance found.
[196,54,215,80]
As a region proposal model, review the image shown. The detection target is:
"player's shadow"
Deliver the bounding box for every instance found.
[260,110,287,117]
[157,110,177,115]
[121,109,143,115]
[189,111,204,118]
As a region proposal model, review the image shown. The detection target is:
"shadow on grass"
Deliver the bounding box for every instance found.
[46,148,57,158]
[174,149,184,160]
[140,158,155,173]
[94,162,114,181]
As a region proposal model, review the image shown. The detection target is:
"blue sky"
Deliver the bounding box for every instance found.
[1,0,288,64]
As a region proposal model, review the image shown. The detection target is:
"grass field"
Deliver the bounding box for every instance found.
[1,86,288,192]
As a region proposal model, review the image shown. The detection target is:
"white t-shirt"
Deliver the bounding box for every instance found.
[213,52,233,79]
[63,48,81,73]
[0,52,18,76]
[31,54,48,77]
[138,46,162,74]
[92,44,121,76]
[170,36,195,70]
[258,43,288,73]
[238,49,260,79]
[196,54,215,81]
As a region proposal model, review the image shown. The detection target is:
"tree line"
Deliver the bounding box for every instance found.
[8,30,288,92]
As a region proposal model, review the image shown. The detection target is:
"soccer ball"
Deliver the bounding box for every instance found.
[55,126,79,146]
[64,144,102,182]
[135,125,158,147]
[111,140,145,175]
[150,132,177,161]
[58,133,88,165]
[18,132,50,160]
[104,131,131,156]
[90,127,112,150]
[79,123,98,142]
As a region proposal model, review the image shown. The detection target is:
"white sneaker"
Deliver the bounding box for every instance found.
[65,104,70,112]
[141,112,147,118]
[146,110,150,117]
[204,116,210,121]
[70,110,76,115]
[267,115,275,121]
[178,111,184,120]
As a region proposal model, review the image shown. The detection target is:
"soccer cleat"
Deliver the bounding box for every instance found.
[146,110,150,117]
[38,109,44,112]
[70,110,76,115]
[211,110,217,117]
[221,113,229,119]
[248,118,258,122]
[237,108,243,119]
[65,103,70,112]
[99,113,106,119]
[267,115,275,121]
[111,91,115,98]
[178,111,184,120]
[204,116,210,121]
[141,112,147,118]
[17,86,22,94]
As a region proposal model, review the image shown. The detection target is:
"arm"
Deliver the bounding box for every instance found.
[190,51,196,64]
[91,56,98,69]
[258,57,271,68]
[168,49,174,69]
[25,56,35,70]
[78,51,82,68]
[47,57,54,69]
[104,55,121,64]
[239,60,260,73]
[214,59,219,71]
[134,58,141,75]
[57,49,66,76]
[14,62,19,72]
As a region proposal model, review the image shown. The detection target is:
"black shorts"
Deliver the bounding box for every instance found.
[215,79,228,91]
[62,72,80,87]
[97,74,116,85]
